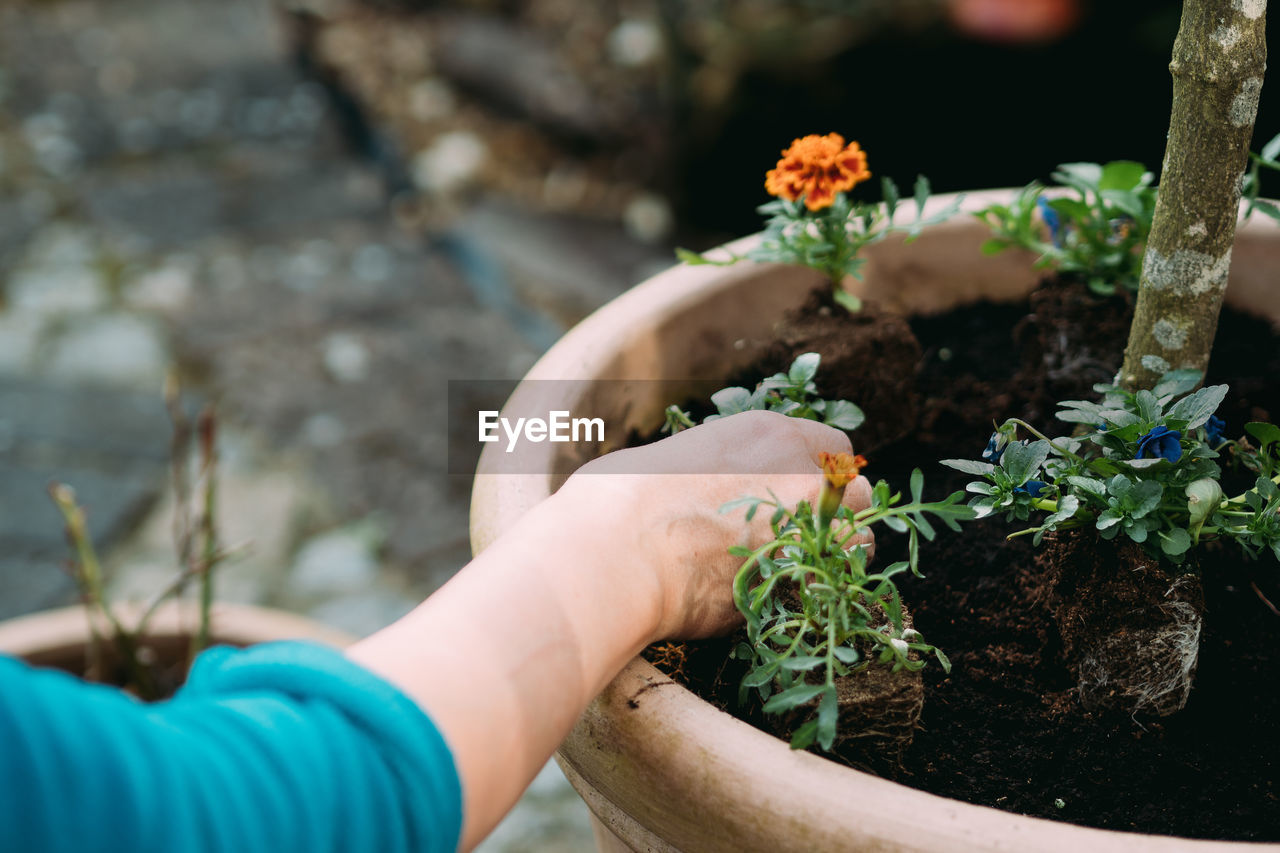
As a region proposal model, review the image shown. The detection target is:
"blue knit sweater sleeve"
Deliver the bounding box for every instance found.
[0,641,463,853]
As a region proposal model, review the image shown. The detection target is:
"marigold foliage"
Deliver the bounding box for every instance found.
[723,470,973,751]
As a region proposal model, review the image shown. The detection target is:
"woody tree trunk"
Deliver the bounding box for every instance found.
[1050,0,1267,718]
[1119,0,1267,390]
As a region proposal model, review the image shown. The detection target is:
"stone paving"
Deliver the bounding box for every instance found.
[0,0,675,847]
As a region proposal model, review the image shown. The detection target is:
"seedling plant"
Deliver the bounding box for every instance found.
[724,452,974,751]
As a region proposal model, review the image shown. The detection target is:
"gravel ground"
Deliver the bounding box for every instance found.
[0,0,677,847]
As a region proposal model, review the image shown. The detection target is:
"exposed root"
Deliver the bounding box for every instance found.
[770,607,925,771]
[1044,532,1204,717]
[1252,580,1280,616]
[1073,573,1202,716]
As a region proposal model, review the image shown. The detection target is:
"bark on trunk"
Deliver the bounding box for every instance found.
[1119,0,1267,391]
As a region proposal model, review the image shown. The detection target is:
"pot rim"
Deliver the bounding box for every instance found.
[0,600,354,661]
[469,188,1280,851]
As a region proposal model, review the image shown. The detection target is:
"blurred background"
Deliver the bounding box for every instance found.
[1,0,1277,848]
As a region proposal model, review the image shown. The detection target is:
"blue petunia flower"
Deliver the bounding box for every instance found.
[1037,196,1063,248]
[1204,415,1226,448]
[1015,479,1048,498]
[1136,425,1183,462]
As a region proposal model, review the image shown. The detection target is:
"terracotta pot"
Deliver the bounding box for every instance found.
[0,601,353,674]
[469,190,1280,852]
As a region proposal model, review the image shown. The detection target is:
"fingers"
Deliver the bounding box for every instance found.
[785,414,854,460]
[842,474,872,512]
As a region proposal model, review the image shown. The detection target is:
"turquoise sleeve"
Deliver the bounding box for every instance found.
[0,641,463,853]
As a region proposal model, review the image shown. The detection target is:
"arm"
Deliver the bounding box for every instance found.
[0,411,864,853]
[0,641,461,853]
[347,410,871,850]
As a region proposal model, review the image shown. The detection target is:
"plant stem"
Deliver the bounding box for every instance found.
[194,407,218,655]
[1007,418,1085,461]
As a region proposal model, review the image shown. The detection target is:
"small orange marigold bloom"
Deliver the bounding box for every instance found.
[765,133,872,211]
[819,451,868,489]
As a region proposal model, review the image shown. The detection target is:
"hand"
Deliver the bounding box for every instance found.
[561,410,873,641]
[350,410,871,850]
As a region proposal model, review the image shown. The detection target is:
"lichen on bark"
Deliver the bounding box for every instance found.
[1119,0,1267,391]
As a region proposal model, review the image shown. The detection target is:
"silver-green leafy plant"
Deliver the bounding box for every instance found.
[662,351,864,435]
[977,160,1157,297]
[943,369,1280,565]
[1242,132,1280,223]
[725,454,974,751]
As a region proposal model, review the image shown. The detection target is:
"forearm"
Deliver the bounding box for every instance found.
[347,477,664,851]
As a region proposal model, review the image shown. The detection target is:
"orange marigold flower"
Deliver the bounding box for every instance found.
[819,451,868,489]
[765,134,872,211]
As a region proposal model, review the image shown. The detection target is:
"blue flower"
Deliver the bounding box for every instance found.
[982,431,1009,463]
[1204,415,1226,448]
[1136,425,1183,462]
[1015,479,1048,498]
[1037,197,1063,248]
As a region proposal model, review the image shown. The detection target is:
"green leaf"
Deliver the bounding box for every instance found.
[1134,390,1160,423]
[779,656,826,672]
[719,496,761,515]
[824,400,865,431]
[789,720,818,750]
[710,386,753,417]
[1246,421,1280,446]
[910,505,938,537]
[981,238,1010,256]
[913,174,931,215]
[1165,385,1228,430]
[816,687,838,751]
[934,647,952,673]
[883,515,908,533]
[1262,132,1280,163]
[675,247,739,267]
[1053,162,1103,193]
[1099,409,1142,429]
[1253,199,1280,222]
[832,289,863,313]
[762,682,826,714]
[910,468,925,503]
[788,352,821,384]
[1098,160,1148,192]
[1049,197,1091,222]
[881,176,900,218]
[1152,370,1202,400]
[1066,476,1107,499]
[1002,440,1051,486]
[1130,481,1164,518]
[832,646,860,665]
[1160,528,1192,557]
[1097,510,1122,530]
[940,458,997,476]
[1045,495,1080,526]
[741,664,777,689]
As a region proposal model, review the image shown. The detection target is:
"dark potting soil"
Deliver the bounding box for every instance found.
[647,279,1280,841]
